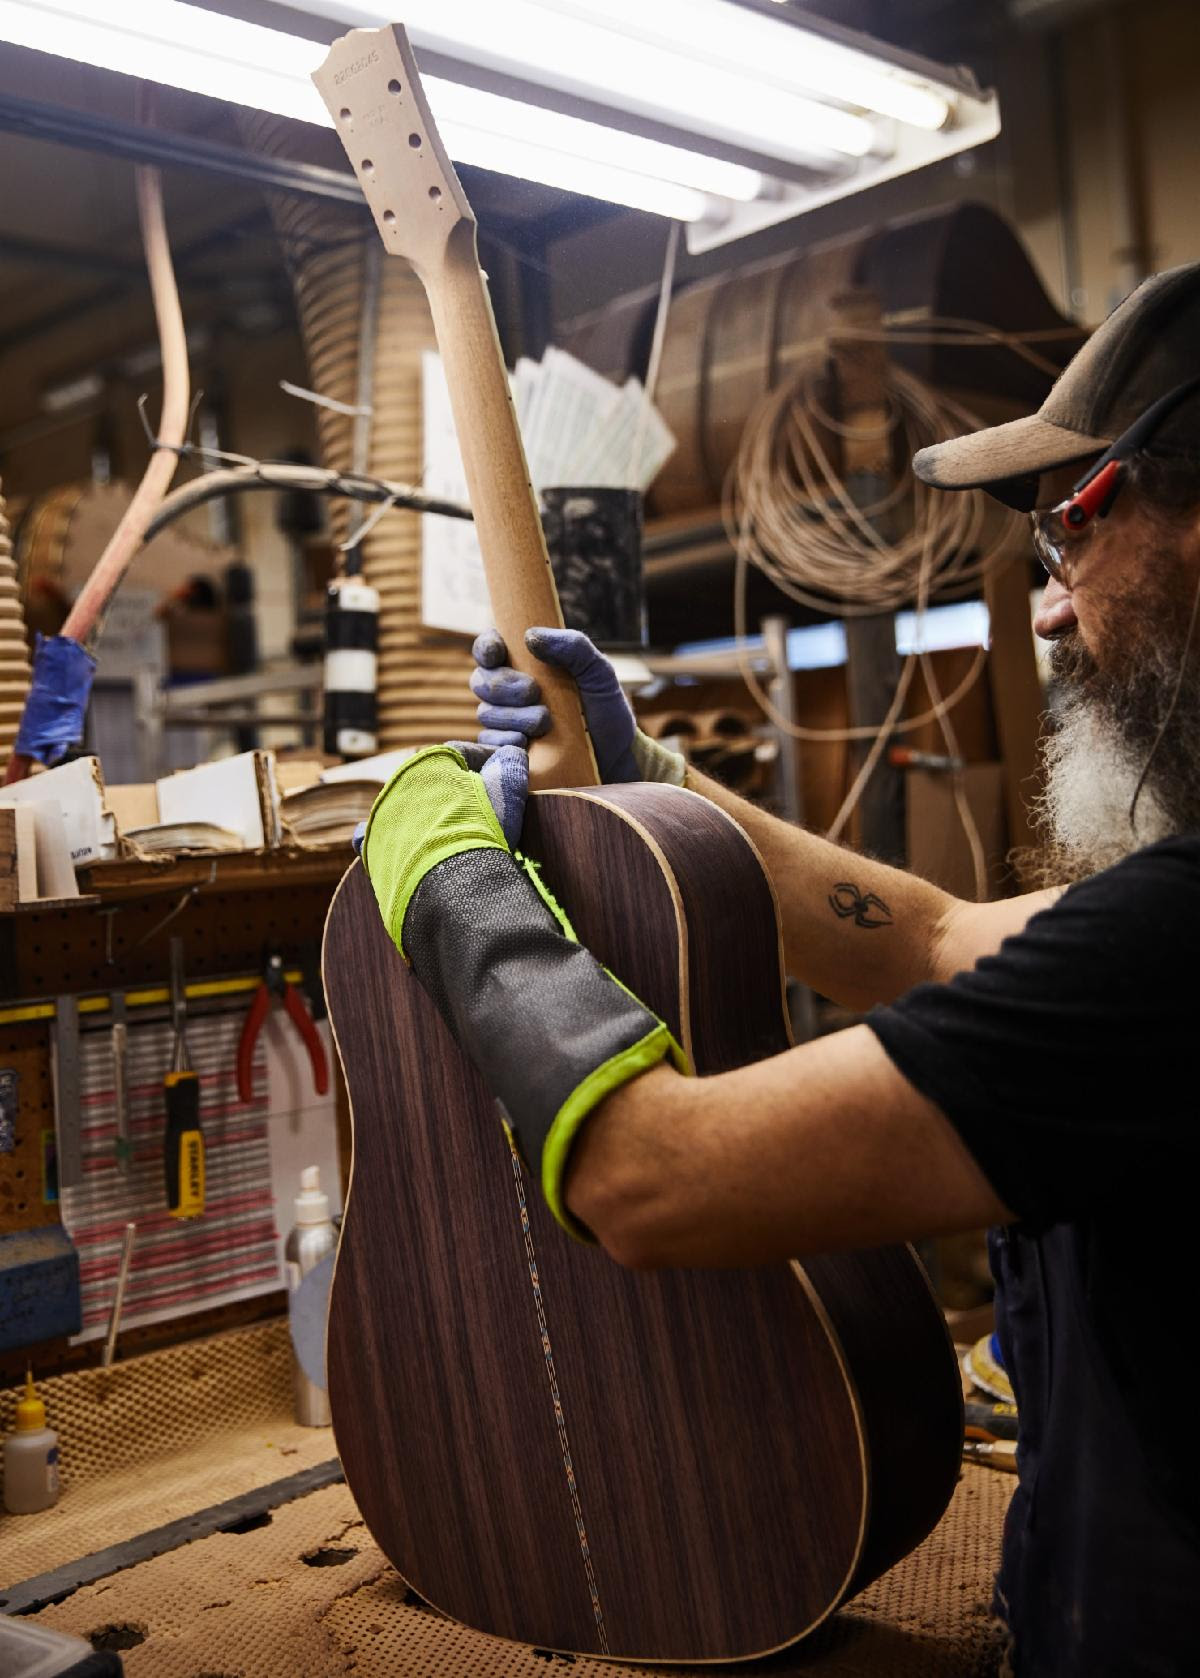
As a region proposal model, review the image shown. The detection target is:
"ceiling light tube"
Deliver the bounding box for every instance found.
[542,0,954,131]
[0,0,742,217]
[430,81,762,202]
[438,125,709,220]
[287,0,878,163]
[0,0,328,122]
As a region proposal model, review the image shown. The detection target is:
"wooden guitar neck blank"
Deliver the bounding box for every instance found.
[312,26,597,791]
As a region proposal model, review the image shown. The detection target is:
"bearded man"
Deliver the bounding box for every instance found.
[359,264,1200,1676]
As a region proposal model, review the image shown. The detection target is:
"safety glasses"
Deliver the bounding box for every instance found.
[1030,372,1200,586]
[1030,498,1103,586]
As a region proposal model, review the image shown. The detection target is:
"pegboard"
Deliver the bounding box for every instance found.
[58,1003,282,1342]
[0,856,350,1377]
[0,1025,55,1233]
[6,878,339,1001]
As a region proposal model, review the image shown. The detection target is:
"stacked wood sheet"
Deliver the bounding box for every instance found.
[240,116,477,753]
[0,479,32,760]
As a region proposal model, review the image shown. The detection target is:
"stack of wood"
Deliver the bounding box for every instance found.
[239,116,478,754]
[0,479,33,762]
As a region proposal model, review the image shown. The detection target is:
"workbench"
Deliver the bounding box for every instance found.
[0,1319,1013,1677]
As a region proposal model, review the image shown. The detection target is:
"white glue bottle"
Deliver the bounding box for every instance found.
[3,1370,60,1514]
[284,1167,337,1426]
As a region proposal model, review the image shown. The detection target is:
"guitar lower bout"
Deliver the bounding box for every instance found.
[321,780,961,1663]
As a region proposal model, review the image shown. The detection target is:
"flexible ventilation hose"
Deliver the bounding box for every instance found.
[240,115,478,753]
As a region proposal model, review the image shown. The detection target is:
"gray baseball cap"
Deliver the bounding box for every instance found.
[913,263,1200,511]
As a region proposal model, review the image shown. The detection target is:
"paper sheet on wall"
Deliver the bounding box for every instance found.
[420,347,676,637]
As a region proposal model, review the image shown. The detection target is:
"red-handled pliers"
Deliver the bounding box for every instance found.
[237,951,330,1104]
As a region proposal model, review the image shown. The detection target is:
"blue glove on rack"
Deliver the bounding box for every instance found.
[470,627,687,788]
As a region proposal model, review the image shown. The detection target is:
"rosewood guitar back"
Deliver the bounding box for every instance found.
[324,783,961,1663]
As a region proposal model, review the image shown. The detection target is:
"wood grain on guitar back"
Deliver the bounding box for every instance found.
[324,784,960,1662]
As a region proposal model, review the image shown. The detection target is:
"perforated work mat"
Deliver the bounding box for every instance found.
[0,1320,334,1585]
[25,1466,1012,1677]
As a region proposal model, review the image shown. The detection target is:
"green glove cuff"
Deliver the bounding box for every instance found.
[522,852,690,1236]
[631,728,687,787]
[361,744,508,961]
[539,1015,686,1238]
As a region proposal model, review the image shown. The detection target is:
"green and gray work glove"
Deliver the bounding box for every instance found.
[471,627,687,786]
[360,745,687,1239]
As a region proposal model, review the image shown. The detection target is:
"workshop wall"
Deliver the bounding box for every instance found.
[1061,0,1199,315]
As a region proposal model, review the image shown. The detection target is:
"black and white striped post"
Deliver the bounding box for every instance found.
[323,572,379,757]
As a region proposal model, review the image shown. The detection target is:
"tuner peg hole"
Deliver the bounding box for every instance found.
[429,185,442,204]
[408,133,421,149]
[361,158,375,175]
[387,79,402,95]
[339,107,352,124]
[383,210,396,225]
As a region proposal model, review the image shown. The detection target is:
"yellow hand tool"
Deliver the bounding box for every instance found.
[164,937,204,1218]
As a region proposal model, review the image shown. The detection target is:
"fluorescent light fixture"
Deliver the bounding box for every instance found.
[674,624,850,673]
[545,0,953,130]
[0,0,330,122]
[288,0,876,165]
[435,126,708,220]
[895,601,990,655]
[0,0,1000,242]
[281,0,1001,247]
[430,82,762,203]
[0,0,757,218]
[41,370,105,414]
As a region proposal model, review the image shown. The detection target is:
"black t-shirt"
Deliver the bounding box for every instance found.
[868,836,1200,1678]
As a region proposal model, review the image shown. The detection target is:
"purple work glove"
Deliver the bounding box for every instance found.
[353,741,529,854]
[452,740,529,849]
[471,627,641,783]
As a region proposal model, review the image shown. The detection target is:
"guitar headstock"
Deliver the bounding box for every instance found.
[312,24,475,279]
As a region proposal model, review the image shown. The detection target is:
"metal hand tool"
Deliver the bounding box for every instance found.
[163,937,204,1218]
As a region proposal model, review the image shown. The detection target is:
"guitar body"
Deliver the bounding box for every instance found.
[323,783,962,1663]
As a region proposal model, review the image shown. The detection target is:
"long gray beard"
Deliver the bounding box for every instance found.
[1030,697,1176,880]
[1027,598,1200,882]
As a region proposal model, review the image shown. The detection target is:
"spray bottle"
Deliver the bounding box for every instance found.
[3,1370,59,1514]
[284,1166,336,1426]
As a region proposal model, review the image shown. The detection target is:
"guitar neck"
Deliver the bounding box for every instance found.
[312,26,598,792]
[427,231,598,790]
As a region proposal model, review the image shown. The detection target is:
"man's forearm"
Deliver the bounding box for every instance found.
[682,766,958,1009]
[565,1028,1012,1269]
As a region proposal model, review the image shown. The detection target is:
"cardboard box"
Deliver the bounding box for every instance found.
[1,799,81,904]
[0,756,118,867]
